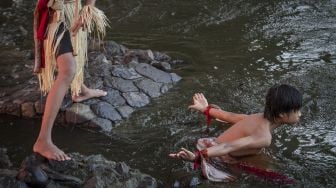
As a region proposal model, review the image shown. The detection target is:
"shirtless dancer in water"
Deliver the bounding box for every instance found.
[33,0,107,161]
[170,84,302,163]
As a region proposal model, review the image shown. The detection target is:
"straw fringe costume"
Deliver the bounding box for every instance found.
[33,0,108,96]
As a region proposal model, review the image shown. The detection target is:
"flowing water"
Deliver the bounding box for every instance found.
[1,0,336,187]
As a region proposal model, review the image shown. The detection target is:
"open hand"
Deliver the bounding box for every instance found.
[169,148,196,162]
[188,93,209,113]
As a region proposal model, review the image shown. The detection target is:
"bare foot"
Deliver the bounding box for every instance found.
[33,140,71,161]
[72,89,107,103]
[188,93,209,112]
[169,148,196,162]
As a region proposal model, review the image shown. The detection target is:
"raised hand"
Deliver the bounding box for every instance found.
[169,148,196,161]
[188,93,209,113]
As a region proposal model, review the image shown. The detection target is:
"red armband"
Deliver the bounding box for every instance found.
[203,105,213,126]
[193,149,209,170]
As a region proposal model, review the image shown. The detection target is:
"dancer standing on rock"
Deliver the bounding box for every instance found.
[33,0,109,161]
[169,84,303,181]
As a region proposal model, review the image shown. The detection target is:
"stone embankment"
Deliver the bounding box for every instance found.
[0,40,182,132]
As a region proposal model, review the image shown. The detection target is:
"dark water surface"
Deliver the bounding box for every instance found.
[1,0,336,187]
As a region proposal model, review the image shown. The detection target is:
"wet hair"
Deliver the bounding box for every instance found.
[264,84,302,122]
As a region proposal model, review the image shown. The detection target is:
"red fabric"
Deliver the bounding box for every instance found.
[236,162,295,184]
[37,0,49,40]
[203,106,213,126]
[37,0,49,68]
[193,151,202,170]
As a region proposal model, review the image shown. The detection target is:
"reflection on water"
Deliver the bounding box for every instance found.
[1,0,336,186]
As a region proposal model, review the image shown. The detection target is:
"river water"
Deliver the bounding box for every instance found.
[0,0,336,187]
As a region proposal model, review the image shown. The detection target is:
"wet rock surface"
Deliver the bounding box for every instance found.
[0,40,183,134]
[0,148,158,188]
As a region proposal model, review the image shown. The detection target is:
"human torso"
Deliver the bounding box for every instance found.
[216,113,272,157]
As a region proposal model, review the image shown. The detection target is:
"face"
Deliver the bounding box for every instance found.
[279,110,302,124]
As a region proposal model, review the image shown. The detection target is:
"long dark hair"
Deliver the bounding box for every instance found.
[264,84,302,122]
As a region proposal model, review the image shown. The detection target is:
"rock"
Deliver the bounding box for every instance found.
[60,94,73,111]
[21,102,36,118]
[128,60,139,69]
[34,100,45,114]
[95,53,110,64]
[85,76,104,89]
[115,162,130,175]
[111,66,142,80]
[116,106,134,118]
[135,63,172,84]
[122,92,150,108]
[88,118,113,132]
[153,51,171,62]
[161,84,173,94]
[135,78,163,98]
[189,176,201,187]
[100,88,126,107]
[0,176,27,188]
[88,58,111,77]
[0,148,12,168]
[104,77,139,93]
[170,73,182,83]
[91,102,122,121]
[65,103,96,124]
[105,41,126,56]
[82,98,101,106]
[1,102,21,116]
[17,154,82,187]
[151,61,171,71]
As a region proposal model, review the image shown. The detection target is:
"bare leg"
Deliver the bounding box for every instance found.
[33,52,76,161]
[72,84,107,103]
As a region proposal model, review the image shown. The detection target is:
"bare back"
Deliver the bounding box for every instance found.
[216,113,272,157]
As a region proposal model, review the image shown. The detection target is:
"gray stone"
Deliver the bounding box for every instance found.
[160,61,171,71]
[111,66,142,80]
[135,63,172,83]
[116,106,134,118]
[91,102,122,121]
[82,98,101,106]
[170,73,182,83]
[104,77,139,92]
[122,92,150,108]
[88,59,112,77]
[88,118,113,132]
[115,162,130,175]
[135,79,163,98]
[105,41,126,56]
[128,60,139,69]
[95,53,110,64]
[161,84,173,94]
[153,51,171,62]
[85,76,104,89]
[21,102,36,118]
[100,88,126,107]
[65,103,96,124]
[151,61,171,71]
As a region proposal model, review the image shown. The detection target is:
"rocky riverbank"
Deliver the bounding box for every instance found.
[0,40,183,133]
[0,148,159,188]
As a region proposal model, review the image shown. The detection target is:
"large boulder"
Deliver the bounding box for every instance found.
[16,153,158,188]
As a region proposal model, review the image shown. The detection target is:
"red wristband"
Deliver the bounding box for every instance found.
[193,151,202,170]
[203,105,213,126]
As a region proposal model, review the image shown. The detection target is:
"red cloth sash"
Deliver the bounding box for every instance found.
[37,0,49,68]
